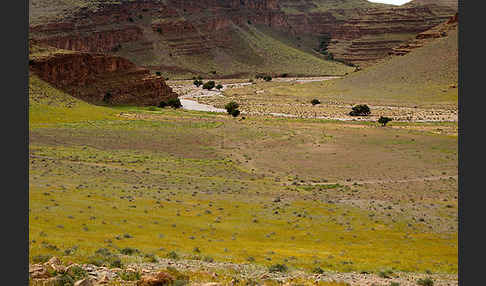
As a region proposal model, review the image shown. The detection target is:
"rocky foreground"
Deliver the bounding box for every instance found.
[30,256,457,286]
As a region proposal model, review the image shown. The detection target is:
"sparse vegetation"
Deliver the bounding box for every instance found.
[311,99,321,105]
[225,101,240,117]
[167,98,182,109]
[269,264,288,273]
[349,104,371,116]
[378,116,393,126]
[417,278,434,286]
[202,81,216,90]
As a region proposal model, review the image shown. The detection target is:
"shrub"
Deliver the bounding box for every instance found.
[312,266,324,274]
[156,71,162,76]
[165,267,189,285]
[349,104,371,116]
[417,278,434,286]
[225,102,241,117]
[57,274,74,285]
[118,270,141,281]
[143,253,158,263]
[167,98,182,109]
[119,247,139,255]
[378,116,392,126]
[216,84,223,90]
[202,256,214,262]
[202,81,215,90]
[32,254,52,263]
[378,269,394,278]
[159,101,168,108]
[103,92,112,103]
[167,251,179,260]
[268,263,288,273]
[263,75,272,82]
[193,80,203,87]
[157,28,162,33]
[128,17,134,22]
[148,106,158,111]
[67,265,87,281]
[311,99,321,105]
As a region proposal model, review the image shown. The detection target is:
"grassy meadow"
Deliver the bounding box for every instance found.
[29,75,457,277]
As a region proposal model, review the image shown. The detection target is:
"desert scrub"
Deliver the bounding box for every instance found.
[167,251,180,260]
[268,263,288,273]
[417,278,434,286]
[118,270,141,281]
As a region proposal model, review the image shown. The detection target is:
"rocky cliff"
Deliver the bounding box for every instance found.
[29,43,178,106]
[29,0,458,73]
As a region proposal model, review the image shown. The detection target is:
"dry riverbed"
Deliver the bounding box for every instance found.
[167,77,457,122]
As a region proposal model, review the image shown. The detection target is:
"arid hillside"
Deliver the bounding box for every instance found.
[29,0,457,77]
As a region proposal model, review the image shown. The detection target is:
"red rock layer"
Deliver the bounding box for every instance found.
[29,48,178,106]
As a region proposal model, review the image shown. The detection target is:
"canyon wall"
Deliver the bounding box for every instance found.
[29,44,178,106]
[29,0,458,69]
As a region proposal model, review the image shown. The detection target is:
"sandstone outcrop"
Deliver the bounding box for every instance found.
[29,43,178,106]
[29,0,458,70]
[390,12,458,56]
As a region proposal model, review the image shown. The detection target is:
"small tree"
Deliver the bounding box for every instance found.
[103,92,112,103]
[311,99,321,105]
[225,101,239,114]
[230,109,240,117]
[158,101,168,108]
[202,81,215,90]
[378,116,392,126]
[215,84,223,90]
[349,104,371,116]
[167,98,182,109]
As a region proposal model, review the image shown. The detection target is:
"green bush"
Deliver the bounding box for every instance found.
[312,266,324,274]
[118,270,141,281]
[268,263,288,273]
[311,99,321,105]
[417,278,434,286]
[349,104,371,116]
[263,75,272,82]
[202,81,215,90]
[193,80,203,87]
[225,102,239,114]
[103,92,112,103]
[230,109,240,117]
[67,265,87,281]
[32,254,52,263]
[159,101,168,108]
[216,84,223,90]
[119,247,139,255]
[167,251,179,260]
[156,71,162,76]
[378,116,392,126]
[167,98,182,109]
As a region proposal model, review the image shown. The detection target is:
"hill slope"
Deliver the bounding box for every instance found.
[29,74,117,125]
[29,0,457,76]
[318,25,458,106]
